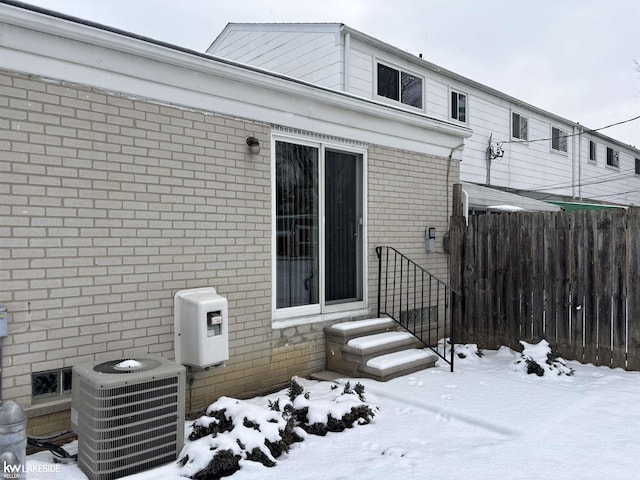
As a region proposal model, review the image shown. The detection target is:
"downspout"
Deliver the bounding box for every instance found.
[343,31,351,92]
[578,125,583,201]
[572,125,578,199]
[446,143,466,219]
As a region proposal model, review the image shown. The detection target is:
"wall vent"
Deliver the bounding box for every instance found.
[70,356,186,480]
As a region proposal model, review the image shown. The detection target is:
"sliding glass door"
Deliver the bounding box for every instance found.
[275,139,364,315]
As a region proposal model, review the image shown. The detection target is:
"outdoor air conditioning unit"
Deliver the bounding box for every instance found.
[70,356,186,480]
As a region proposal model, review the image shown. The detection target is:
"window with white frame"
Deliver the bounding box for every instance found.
[32,367,73,403]
[589,140,597,163]
[450,90,467,122]
[636,158,640,175]
[376,62,423,109]
[551,126,568,153]
[606,147,619,168]
[274,137,365,317]
[511,112,528,141]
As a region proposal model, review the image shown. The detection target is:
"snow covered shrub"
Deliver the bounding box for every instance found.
[179,397,303,479]
[437,338,484,360]
[288,379,376,436]
[178,378,377,479]
[512,339,574,376]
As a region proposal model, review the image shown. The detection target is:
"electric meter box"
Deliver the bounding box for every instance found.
[174,287,229,368]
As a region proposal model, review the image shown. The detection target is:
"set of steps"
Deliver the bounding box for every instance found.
[321,317,438,382]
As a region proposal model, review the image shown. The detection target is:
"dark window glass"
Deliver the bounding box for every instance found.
[636,158,640,174]
[451,91,458,120]
[275,141,319,308]
[377,64,399,101]
[512,113,528,140]
[607,147,619,167]
[401,72,422,108]
[552,127,567,152]
[589,141,597,161]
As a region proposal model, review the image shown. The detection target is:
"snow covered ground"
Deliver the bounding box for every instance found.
[27,343,640,480]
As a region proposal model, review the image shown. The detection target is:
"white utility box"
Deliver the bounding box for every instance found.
[174,287,229,368]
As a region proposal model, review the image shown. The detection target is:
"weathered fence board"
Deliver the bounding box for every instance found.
[628,208,640,370]
[453,204,640,371]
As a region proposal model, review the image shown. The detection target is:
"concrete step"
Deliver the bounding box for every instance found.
[323,317,438,381]
[360,349,438,382]
[342,331,420,364]
[324,317,397,344]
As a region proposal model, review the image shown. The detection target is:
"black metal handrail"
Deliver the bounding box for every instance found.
[376,246,458,372]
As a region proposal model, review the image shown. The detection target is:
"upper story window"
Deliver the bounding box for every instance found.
[636,158,640,175]
[511,112,528,141]
[450,90,467,122]
[589,140,597,163]
[606,147,619,168]
[376,62,423,109]
[551,126,568,153]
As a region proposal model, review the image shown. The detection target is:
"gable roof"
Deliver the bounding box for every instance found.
[212,22,639,154]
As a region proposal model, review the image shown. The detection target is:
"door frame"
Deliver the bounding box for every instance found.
[271,131,368,320]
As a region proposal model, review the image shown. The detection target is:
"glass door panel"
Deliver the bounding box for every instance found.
[325,149,363,304]
[275,141,319,308]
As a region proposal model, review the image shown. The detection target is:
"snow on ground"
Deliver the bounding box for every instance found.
[27,343,640,480]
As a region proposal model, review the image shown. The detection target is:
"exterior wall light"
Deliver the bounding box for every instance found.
[246,136,260,154]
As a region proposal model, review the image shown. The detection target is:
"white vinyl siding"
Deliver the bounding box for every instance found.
[209,29,343,90]
[210,24,640,206]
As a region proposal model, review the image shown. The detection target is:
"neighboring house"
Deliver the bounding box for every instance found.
[0,3,470,434]
[209,23,640,208]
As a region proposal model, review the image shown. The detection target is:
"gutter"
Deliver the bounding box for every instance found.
[0,1,471,141]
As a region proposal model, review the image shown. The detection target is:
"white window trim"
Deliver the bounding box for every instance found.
[271,130,368,321]
[550,125,569,155]
[511,111,529,142]
[373,57,425,112]
[449,87,469,124]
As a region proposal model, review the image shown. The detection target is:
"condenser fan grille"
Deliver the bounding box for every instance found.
[93,358,162,374]
[71,356,185,480]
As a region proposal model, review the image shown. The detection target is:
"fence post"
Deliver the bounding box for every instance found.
[449,184,465,346]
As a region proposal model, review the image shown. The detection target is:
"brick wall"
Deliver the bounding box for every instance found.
[1,70,455,432]
[0,71,291,421]
[367,145,456,310]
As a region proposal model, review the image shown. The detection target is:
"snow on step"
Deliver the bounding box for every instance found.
[331,317,393,331]
[347,331,414,350]
[366,349,434,370]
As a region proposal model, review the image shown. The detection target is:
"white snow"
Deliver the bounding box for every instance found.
[487,204,525,211]
[115,359,142,369]
[330,318,392,330]
[347,331,413,350]
[26,342,640,480]
[365,349,433,370]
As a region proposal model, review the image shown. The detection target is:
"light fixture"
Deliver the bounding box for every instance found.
[245,136,260,154]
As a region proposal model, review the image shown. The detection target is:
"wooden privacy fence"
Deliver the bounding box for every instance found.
[449,193,640,370]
